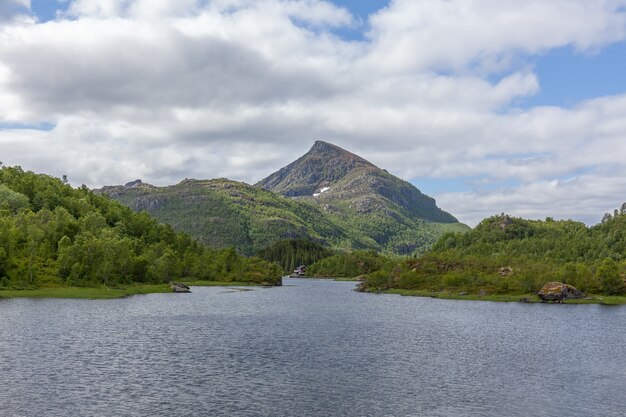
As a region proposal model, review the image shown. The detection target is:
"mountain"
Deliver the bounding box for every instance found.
[99,142,468,255]
[255,141,466,253]
[256,140,458,223]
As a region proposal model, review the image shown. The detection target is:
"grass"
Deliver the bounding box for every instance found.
[0,280,272,300]
[0,280,271,300]
[0,284,171,300]
[366,288,626,305]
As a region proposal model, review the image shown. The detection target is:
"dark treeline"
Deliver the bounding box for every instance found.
[0,166,282,288]
[256,238,334,273]
[361,213,626,295]
[307,250,394,278]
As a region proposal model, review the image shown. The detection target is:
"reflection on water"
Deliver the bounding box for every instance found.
[1,278,625,417]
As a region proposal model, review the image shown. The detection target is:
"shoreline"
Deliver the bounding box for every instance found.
[3,279,624,304]
[362,288,626,305]
[0,281,267,300]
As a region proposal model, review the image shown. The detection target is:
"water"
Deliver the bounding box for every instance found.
[1,278,625,417]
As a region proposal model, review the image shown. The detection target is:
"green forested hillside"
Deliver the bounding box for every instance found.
[99,178,365,255]
[0,166,282,289]
[359,213,626,296]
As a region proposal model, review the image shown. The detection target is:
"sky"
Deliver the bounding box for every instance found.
[1,0,626,227]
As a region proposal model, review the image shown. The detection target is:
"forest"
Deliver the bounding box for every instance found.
[306,250,395,278]
[256,238,334,273]
[358,213,626,297]
[255,239,394,278]
[0,166,282,290]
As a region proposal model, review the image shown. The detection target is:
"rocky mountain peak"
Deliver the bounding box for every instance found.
[307,140,373,166]
[254,141,375,197]
[124,179,143,187]
[255,141,459,224]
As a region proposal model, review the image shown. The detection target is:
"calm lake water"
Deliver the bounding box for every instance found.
[1,278,625,417]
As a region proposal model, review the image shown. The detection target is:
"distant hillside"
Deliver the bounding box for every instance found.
[99,178,359,255]
[100,142,469,255]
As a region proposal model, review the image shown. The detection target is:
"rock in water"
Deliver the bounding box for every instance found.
[169,281,191,293]
[537,282,584,303]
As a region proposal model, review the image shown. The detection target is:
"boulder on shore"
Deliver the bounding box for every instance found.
[537,282,584,303]
[169,281,191,293]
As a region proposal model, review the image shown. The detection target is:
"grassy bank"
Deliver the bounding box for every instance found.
[365,288,626,305]
[0,280,270,300]
[0,284,171,300]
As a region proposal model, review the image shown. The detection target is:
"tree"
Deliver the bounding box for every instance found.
[149,249,182,283]
[0,247,8,279]
[25,224,45,285]
[597,258,623,295]
[0,185,29,212]
[561,262,577,284]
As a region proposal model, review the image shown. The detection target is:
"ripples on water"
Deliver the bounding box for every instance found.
[1,278,625,417]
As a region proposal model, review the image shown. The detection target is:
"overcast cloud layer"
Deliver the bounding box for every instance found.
[1,0,626,226]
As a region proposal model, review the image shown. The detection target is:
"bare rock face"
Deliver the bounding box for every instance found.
[537,282,584,303]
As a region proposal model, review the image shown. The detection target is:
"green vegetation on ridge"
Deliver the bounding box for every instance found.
[357,212,626,298]
[99,178,357,256]
[0,166,282,292]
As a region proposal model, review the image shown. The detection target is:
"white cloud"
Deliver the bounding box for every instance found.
[0,0,31,21]
[365,0,626,73]
[436,171,626,227]
[1,0,626,227]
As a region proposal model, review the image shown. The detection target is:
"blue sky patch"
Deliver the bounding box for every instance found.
[413,175,524,196]
[0,122,55,131]
[328,0,388,40]
[522,42,626,108]
[31,0,68,22]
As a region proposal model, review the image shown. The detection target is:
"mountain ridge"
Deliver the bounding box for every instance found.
[98,141,468,255]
